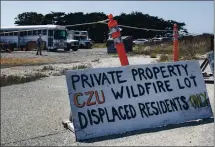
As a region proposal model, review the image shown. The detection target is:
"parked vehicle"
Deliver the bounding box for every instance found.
[107,36,133,53]
[0,25,78,52]
[0,42,16,52]
[152,37,173,42]
[66,30,80,51]
[161,37,172,41]
[133,39,148,45]
[73,31,92,49]
[152,38,162,42]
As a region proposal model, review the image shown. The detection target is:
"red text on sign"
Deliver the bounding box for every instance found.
[74,90,105,108]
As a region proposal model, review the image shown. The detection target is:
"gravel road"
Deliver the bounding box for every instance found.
[1,49,214,146]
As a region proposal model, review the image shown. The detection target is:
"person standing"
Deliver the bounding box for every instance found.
[36,34,43,55]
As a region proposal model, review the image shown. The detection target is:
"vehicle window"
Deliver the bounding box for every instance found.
[24,31,27,36]
[48,30,53,36]
[19,32,24,37]
[20,32,24,37]
[28,31,32,36]
[80,36,87,40]
[38,30,41,35]
[0,32,5,36]
[81,32,87,35]
[74,36,80,40]
[42,30,47,35]
[14,32,18,36]
[5,32,8,36]
[9,32,13,36]
[33,30,37,35]
[48,38,53,46]
[54,30,68,40]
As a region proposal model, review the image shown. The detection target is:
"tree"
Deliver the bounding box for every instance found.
[14,11,189,43]
[14,12,44,25]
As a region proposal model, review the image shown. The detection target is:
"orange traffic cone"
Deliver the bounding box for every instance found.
[107,14,129,66]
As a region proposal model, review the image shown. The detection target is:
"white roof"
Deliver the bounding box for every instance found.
[74,30,87,32]
[136,38,148,40]
[0,25,66,31]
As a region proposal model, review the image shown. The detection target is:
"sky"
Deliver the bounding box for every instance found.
[1,1,214,34]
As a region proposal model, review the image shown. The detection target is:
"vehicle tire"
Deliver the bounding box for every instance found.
[72,47,78,51]
[89,44,92,49]
[79,44,84,49]
[64,47,70,51]
[85,44,91,49]
[51,48,57,52]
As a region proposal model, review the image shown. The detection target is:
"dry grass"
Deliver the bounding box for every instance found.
[158,54,172,62]
[0,64,91,87]
[92,43,106,48]
[109,53,119,57]
[41,65,55,71]
[92,59,100,62]
[1,58,54,66]
[61,65,88,73]
[133,44,172,57]
[133,35,212,62]
[0,73,48,87]
[60,64,90,75]
[150,52,157,58]
[72,65,89,70]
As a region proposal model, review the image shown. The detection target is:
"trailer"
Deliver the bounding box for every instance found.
[72,31,93,49]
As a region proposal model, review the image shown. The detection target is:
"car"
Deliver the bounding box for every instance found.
[151,38,163,42]
[133,39,148,45]
[161,37,172,41]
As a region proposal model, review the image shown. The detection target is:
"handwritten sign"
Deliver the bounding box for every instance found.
[65,60,213,141]
[207,51,214,75]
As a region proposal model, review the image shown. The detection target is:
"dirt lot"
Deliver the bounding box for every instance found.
[1,48,110,67]
[1,48,214,146]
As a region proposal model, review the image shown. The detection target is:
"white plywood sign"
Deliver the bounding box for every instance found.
[207,51,214,75]
[65,60,213,141]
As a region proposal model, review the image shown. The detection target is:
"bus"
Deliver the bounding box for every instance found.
[0,25,79,51]
[73,31,93,49]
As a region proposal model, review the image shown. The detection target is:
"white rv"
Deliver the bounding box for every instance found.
[66,30,79,51]
[73,31,93,49]
[0,25,78,51]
